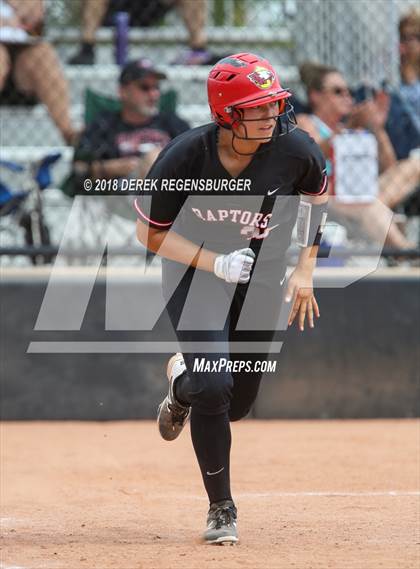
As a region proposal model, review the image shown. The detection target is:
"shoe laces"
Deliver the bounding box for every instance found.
[167,401,189,425]
[210,503,237,529]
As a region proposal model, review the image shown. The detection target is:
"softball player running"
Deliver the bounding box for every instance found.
[134,53,328,545]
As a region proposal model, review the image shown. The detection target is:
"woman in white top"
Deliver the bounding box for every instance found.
[297,62,419,250]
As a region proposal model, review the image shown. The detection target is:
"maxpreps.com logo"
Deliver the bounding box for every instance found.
[247,66,275,89]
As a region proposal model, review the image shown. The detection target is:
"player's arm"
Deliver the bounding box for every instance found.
[286,143,329,331]
[136,219,254,284]
[136,220,217,272]
[134,142,255,283]
[134,149,217,272]
[135,192,255,285]
[286,192,328,330]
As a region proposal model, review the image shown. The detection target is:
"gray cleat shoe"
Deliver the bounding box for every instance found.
[157,353,190,441]
[203,500,238,545]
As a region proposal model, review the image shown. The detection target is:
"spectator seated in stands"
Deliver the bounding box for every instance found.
[72,58,190,191]
[296,62,419,250]
[68,0,216,66]
[398,9,420,135]
[386,88,420,162]
[380,8,420,162]
[0,0,77,145]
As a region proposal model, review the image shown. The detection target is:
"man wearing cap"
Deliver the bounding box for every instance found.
[73,58,190,187]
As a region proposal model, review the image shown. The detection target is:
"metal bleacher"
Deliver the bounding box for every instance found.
[0,23,298,171]
[1,26,297,148]
[0,17,298,261]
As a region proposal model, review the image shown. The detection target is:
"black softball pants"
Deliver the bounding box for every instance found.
[162,258,285,504]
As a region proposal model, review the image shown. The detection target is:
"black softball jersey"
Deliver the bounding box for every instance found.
[133,123,327,259]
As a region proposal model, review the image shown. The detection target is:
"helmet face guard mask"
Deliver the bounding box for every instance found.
[228,97,297,140]
[222,97,297,156]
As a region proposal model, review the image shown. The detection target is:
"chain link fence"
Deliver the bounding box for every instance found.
[0,0,419,265]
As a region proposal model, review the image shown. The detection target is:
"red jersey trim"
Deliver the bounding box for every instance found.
[299,173,328,196]
[133,198,173,228]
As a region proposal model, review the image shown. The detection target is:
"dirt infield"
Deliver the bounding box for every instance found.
[1,420,419,569]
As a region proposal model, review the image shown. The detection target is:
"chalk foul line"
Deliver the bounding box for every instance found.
[149,490,420,500]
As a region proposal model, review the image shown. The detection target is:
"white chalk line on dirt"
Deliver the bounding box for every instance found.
[0,518,25,526]
[150,490,420,500]
[234,491,420,498]
[240,491,420,498]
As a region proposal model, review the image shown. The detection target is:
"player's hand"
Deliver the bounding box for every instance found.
[214,248,255,284]
[285,268,320,331]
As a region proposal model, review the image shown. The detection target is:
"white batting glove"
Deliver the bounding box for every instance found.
[214,248,256,284]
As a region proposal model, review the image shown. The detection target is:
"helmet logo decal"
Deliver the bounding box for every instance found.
[247,66,275,89]
[218,56,247,68]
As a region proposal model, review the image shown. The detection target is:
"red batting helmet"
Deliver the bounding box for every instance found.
[207,53,292,128]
